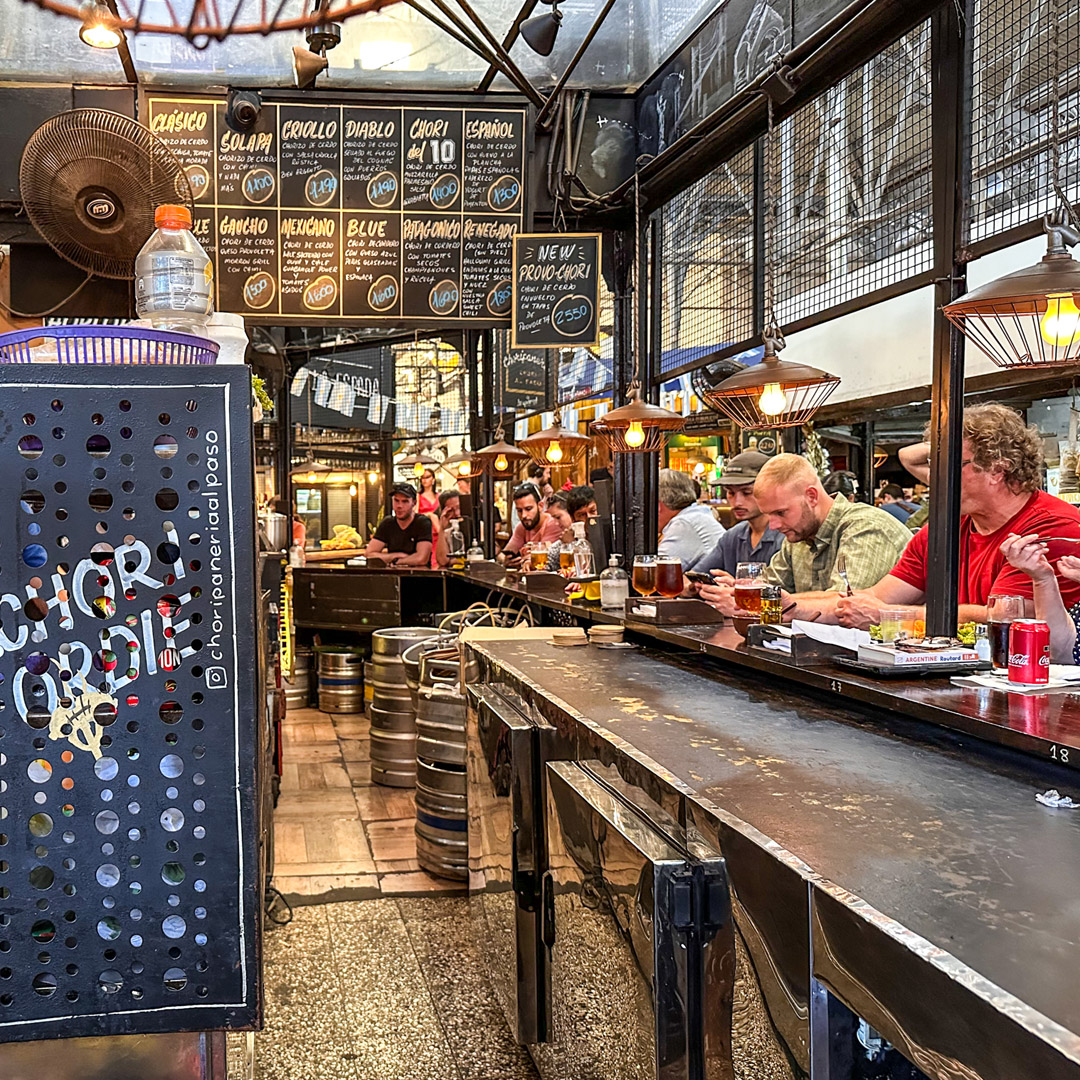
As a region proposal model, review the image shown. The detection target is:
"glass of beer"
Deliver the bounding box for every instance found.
[655,556,684,598]
[559,546,575,572]
[988,594,1025,673]
[734,561,766,617]
[529,542,548,571]
[632,555,657,596]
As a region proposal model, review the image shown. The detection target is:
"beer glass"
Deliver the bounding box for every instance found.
[632,555,657,596]
[988,594,1025,673]
[655,556,684,598]
[529,542,548,571]
[734,561,766,616]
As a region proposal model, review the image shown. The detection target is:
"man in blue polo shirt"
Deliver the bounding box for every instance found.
[696,451,783,577]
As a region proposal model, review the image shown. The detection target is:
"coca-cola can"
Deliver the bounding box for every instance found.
[1008,619,1051,684]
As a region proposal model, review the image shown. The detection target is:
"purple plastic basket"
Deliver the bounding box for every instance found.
[0,325,220,365]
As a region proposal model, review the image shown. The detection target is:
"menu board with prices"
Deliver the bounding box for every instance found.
[499,347,552,413]
[146,96,527,327]
[512,233,601,348]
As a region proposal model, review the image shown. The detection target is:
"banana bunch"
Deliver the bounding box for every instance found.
[320,524,364,550]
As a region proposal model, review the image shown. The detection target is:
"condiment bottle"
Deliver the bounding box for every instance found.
[467,539,484,563]
[446,520,466,569]
[599,554,629,610]
[570,521,594,578]
[974,623,991,662]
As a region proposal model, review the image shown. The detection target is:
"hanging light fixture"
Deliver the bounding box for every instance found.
[592,382,685,453]
[520,0,562,55]
[944,2,1080,368]
[289,456,332,484]
[702,92,840,427]
[873,446,889,468]
[441,452,481,480]
[474,425,528,478]
[397,451,441,478]
[592,165,685,454]
[79,0,121,47]
[292,0,341,88]
[518,405,591,467]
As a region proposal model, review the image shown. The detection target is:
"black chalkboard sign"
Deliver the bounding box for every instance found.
[511,233,601,348]
[500,346,552,412]
[146,95,527,328]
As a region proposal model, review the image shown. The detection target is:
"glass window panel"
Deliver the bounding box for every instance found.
[0,3,128,82]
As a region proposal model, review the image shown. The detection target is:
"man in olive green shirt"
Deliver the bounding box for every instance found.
[699,454,910,620]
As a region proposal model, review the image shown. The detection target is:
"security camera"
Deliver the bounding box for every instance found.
[225,89,262,134]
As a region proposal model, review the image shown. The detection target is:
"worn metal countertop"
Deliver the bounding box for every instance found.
[471,636,1080,1041]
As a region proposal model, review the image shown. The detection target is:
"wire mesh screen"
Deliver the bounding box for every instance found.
[657,144,756,375]
[968,0,1080,244]
[772,23,933,323]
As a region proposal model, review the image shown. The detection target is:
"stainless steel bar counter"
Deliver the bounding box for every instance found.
[464,633,1080,1080]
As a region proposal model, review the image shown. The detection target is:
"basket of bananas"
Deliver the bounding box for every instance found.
[320,524,364,551]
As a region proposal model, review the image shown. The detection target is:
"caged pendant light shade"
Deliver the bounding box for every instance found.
[518,406,591,467]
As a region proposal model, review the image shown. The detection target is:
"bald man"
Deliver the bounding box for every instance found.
[698,454,911,621]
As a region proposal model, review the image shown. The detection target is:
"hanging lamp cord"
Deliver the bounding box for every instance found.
[762,90,786,355]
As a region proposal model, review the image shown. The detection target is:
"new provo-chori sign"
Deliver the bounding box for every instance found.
[512,233,600,348]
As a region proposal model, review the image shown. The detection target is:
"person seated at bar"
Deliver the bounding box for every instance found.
[999,534,1080,663]
[698,453,910,617]
[566,485,598,523]
[527,462,554,501]
[694,451,783,576]
[432,489,462,569]
[498,482,563,568]
[822,404,1080,628]
[364,482,433,567]
[878,483,920,524]
[823,469,859,500]
[658,469,725,571]
[544,492,574,571]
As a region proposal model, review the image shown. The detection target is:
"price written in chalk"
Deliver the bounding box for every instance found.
[512,232,601,348]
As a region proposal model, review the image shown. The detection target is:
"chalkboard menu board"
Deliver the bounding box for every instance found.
[499,346,552,413]
[512,233,601,348]
[146,96,527,327]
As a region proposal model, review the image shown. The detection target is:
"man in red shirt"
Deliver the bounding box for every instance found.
[804,404,1080,627]
[498,482,563,568]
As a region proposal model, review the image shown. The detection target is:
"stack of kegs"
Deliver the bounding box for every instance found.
[370,627,437,787]
[315,646,365,714]
[401,634,457,710]
[413,646,478,880]
[283,647,313,710]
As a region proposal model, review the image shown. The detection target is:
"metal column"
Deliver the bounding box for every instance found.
[925,0,969,637]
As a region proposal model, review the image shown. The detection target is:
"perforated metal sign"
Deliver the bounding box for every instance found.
[0,365,259,1042]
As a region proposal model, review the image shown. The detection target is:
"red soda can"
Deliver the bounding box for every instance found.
[1008,620,1051,684]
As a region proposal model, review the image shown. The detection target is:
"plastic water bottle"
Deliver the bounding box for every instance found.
[135,204,214,336]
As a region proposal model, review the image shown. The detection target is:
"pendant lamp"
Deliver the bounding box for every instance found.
[441,452,481,480]
[944,0,1079,368]
[289,456,333,484]
[703,94,839,428]
[474,426,528,478]
[701,330,840,429]
[873,447,889,469]
[591,381,685,453]
[397,451,441,478]
[518,406,591,467]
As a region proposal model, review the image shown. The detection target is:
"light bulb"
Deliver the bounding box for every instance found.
[307,471,317,484]
[1041,292,1080,347]
[458,461,471,477]
[494,454,509,472]
[758,382,788,416]
[546,442,564,463]
[79,2,121,48]
[349,484,357,497]
[693,461,706,475]
[367,471,379,484]
[413,461,424,477]
[624,421,646,448]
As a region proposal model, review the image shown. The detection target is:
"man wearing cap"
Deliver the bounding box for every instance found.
[695,451,784,577]
[364,482,433,567]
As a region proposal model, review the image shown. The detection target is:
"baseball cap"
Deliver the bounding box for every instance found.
[719,450,771,486]
[391,481,417,499]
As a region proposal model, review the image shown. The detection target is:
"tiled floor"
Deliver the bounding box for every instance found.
[244,897,538,1080]
[273,706,464,902]
[246,704,538,1080]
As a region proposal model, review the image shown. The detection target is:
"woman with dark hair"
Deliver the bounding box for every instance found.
[417,468,439,516]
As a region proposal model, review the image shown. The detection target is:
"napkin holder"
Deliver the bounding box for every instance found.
[625,597,725,625]
[746,623,849,665]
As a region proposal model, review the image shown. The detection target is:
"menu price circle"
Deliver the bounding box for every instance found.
[512,233,602,348]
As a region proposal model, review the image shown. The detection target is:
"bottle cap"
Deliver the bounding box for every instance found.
[155,204,193,229]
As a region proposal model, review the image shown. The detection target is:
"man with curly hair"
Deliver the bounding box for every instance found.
[806,404,1080,627]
